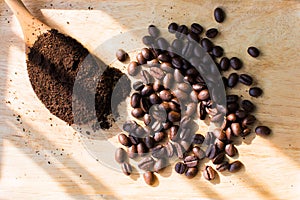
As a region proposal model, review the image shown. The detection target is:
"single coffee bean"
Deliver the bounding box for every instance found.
[206,28,219,38]
[159,90,173,101]
[148,24,160,38]
[249,87,263,97]
[215,139,226,151]
[133,81,144,91]
[160,62,174,73]
[172,57,184,69]
[220,57,230,71]
[167,125,179,141]
[130,93,141,108]
[206,144,218,159]
[214,7,225,23]
[230,57,242,70]
[242,115,256,127]
[149,47,160,58]
[192,146,206,160]
[184,156,199,168]
[203,166,216,180]
[172,38,184,51]
[212,46,223,57]
[123,120,138,132]
[141,85,154,97]
[158,53,171,62]
[225,127,233,141]
[121,162,132,176]
[118,133,131,147]
[191,23,203,34]
[152,144,167,159]
[185,167,198,179]
[154,158,169,172]
[168,22,179,33]
[136,52,146,65]
[153,80,164,92]
[168,111,181,122]
[239,74,253,86]
[187,32,200,42]
[165,142,175,157]
[227,102,239,113]
[143,171,155,185]
[236,109,247,119]
[142,35,155,46]
[138,157,155,171]
[153,131,165,142]
[228,73,239,88]
[216,161,229,172]
[127,61,140,76]
[227,94,239,103]
[148,94,160,105]
[241,128,252,137]
[168,102,180,112]
[116,49,128,62]
[198,89,210,101]
[137,142,148,156]
[163,73,174,89]
[213,128,227,141]
[140,70,154,85]
[191,134,205,145]
[225,144,238,157]
[212,152,225,164]
[131,108,145,118]
[115,148,127,164]
[144,136,155,149]
[141,48,153,60]
[255,126,271,136]
[127,145,137,159]
[247,46,260,57]
[229,160,243,172]
[227,113,237,122]
[173,142,184,159]
[157,37,169,50]
[231,123,242,136]
[175,25,189,39]
[241,99,255,113]
[201,38,214,52]
[150,67,165,80]
[175,162,187,174]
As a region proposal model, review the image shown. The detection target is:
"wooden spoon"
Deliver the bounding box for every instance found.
[5,0,51,52]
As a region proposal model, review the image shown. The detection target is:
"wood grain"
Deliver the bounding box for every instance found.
[0,0,299,199]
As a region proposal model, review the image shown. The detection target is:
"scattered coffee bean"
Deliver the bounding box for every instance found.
[158,53,171,62]
[220,57,230,71]
[115,148,127,164]
[175,162,187,174]
[201,38,214,52]
[231,123,242,136]
[225,144,238,157]
[185,167,198,179]
[247,46,260,57]
[143,171,155,185]
[136,52,146,65]
[192,146,206,160]
[216,161,229,172]
[176,25,189,39]
[168,111,181,122]
[142,35,155,46]
[241,99,255,113]
[121,162,132,176]
[140,70,154,85]
[241,128,252,137]
[239,74,253,86]
[212,152,225,164]
[168,22,179,33]
[203,166,216,180]
[206,28,219,38]
[138,157,155,171]
[127,145,137,159]
[191,23,203,34]
[187,32,200,42]
[230,57,242,70]
[214,7,225,23]
[184,156,199,168]
[255,126,271,136]
[116,49,128,62]
[229,160,243,172]
[249,87,263,97]
[227,113,237,122]
[212,46,223,57]
[213,128,227,141]
[228,73,239,88]
[198,89,210,101]
[118,133,131,147]
[242,115,256,127]
[127,61,140,76]
[148,25,160,38]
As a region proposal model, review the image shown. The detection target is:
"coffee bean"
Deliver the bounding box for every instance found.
[206,144,218,159]
[159,101,171,112]
[214,7,225,23]
[184,155,199,168]
[228,73,239,88]
[133,82,144,92]
[149,47,160,58]
[201,38,214,52]
[185,167,198,179]
[225,127,233,141]
[147,58,159,67]
[167,125,179,141]
[144,136,155,149]
[173,142,184,159]
[215,139,226,151]
[137,142,148,156]
[229,161,243,172]
[138,157,155,171]
[136,52,146,65]
[150,67,165,80]
[199,102,207,120]
[247,46,260,57]
[127,145,137,159]
[141,85,154,97]
[249,87,263,97]
[154,131,165,142]
[236,109,247,119]
[143,171,155,185]
[123,120,138,132]
[190,91,199,103]
[175,162,187,174]
[230,57,242,70]
[168,22,179,33]
[154,158,169,172]
[206,28,219,38]
[198,89,210,101]
[216,161,229,172]
[212,152,225,164]
[157,37,169,50]
[141,48,152,61]
[227,113,237,122]
[169,101,180,112]
[168,111,181,122]
[116,49,128,62]
[160,62,174,73]
[242,115,256,127]
[239,74,253,86]
[231,123,242,136]
[176,25,189,39]
[220,57,230,71]
[153,80,164,92]
[241,128,252,137]
[192,146,206,160]
[172,57,184,69]
[191,134,204,145]
[241,99,255,113]
[115,148,127,164]
[149,93,161,105]
[140,70,154,85]
[212,46,223,57]
[225,144,238,157]
[118,133,131,147]
[191,23,203,34]
[129,135,141,145]
[203,166,216,180]
[163,73,174,89]
[158,53,171,62]
[165,142,175,157]
[130,93,141,108]
[152,145,167,159]
[131,108,145,118]
[255,126,271,136]
[227,102,239,113]
[172,38,184,51]
[187,32,200,42]
[148,25,160,38]
[159,90,173,101]
[121,162,132,176]
[174,69,184,82]
[127,61,140,76]
[213,128,227,141]
[142,35,155,46]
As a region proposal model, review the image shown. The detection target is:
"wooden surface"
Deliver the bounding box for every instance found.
[0,0,299,199]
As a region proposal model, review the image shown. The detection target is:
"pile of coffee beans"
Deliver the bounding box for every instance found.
[115,7,271,185]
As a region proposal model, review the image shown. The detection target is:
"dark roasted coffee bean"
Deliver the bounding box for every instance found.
[149,93,161,105]
[142,35,155,46]
[141,85,154,97]
[201,38,214,52]
[225,144,237,157]
[206,28,219,38]
[123,120,138,132]
[239,74,253,86]
[242,115,256,127]
[141,48,152,60]
[157,37,169,50]
[118,133,131,147]
[165,142,175,157]
[159,101,171,112]
[168,111,181,122]
[144,136,155,149]
[193,134,205,145]
[133,81,144,91]
[241,128,252,137]
[158,53,171,62]
[143,171,155,185]
[191,23,203,34]
[214,7,225,23]
[159,90,173,101]
[241,99,255,113]
[138,157,155,171]
[175,162,187,174]
[154,158,168,172]
[187,32,200,42]
[231,123,242,136]
[127,61,140,76]
[173,142,184,159]
[247,46,260,57]
[199,102,207,120]
[172,57,184,69]
[186,67,199,76]
[212,152,225,164]
[148,25,160,38]
[255,126,271,136]
[213,128,227,141]
[147,58,159,67]
[192,146,206,160]
[220,57,230,71]
[215,139,226,151]
[137,142,148,156]
[216,161,229,172]
[153,131,165,142]
[149,47,160,58]
[115,148,127,164]
[167,125,179,141]
[229,160,243,172]
[192,84,205,92]
[228,73,239,88]
[150,67,165,80]
[153,80,164,92]
[230,57,242,70]
[198,89,210,101]
[140,70,154,85]
[116,49,128,62]
[227,113,237,122]
[249,87,263,97]
[227,102,239,113]
[206,144,218,159]
[131,108,145,118]
[169,101,180,112]
[212,46,223,57]
[121,162,132,176]
[168,22,179,33]
[185,167,198,179]
[136,52,146,65]
[184,156,199,168]
[163,73,174,89]
[152,145,167,159]
[176,25,189,39]
[203,166,216,180]
[130,93,141,108]
[236,109,247,119]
